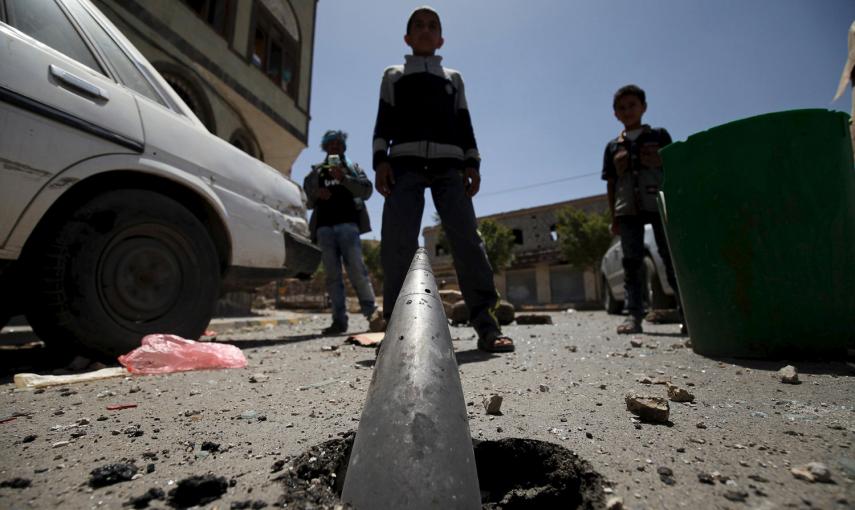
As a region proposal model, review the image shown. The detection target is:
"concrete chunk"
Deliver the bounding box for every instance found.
[625,395,670,423]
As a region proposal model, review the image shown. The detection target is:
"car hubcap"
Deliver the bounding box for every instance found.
[99,227,185,324]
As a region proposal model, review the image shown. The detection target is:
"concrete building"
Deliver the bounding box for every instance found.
[95,0,317,177]
[423,194,609,309]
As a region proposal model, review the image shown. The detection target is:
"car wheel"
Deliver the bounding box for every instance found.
[602,275,623,314]
[643,256,669,310]
[25,189,220,360]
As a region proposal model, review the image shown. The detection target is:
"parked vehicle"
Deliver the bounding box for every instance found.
[0,0,319,358]
[599,225,676,314]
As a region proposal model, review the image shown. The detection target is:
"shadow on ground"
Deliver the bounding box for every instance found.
[219,334,325,350]
[705,356,854,377]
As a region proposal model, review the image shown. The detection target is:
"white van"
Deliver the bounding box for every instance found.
[0,0,319,357]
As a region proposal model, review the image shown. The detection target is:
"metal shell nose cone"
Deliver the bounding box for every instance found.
[341,249,480,509]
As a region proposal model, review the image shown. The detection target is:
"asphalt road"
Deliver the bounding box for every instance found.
[0,311,852,509]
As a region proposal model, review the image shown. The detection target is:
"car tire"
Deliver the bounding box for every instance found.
[643,256,669,310]
[25,189,220,360]
[602,275,623,314]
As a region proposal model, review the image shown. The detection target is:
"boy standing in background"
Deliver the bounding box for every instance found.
[602,85,685,335]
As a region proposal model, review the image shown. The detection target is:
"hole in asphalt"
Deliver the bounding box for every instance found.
[276,433,605,509]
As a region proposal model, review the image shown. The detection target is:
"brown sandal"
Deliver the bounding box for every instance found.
[477,330,515,353]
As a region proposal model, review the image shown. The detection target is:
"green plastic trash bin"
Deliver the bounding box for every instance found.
[659,109,855,358]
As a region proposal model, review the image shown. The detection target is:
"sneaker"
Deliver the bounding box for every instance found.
[617,317,643,334]
[322,322,347,335]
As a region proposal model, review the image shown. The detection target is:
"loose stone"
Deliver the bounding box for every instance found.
[778,365,799,384]
[625,395,670,423]
[484,395,503,415]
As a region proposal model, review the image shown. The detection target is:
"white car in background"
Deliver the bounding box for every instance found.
[0,0,319,358]
[599,225,676,314]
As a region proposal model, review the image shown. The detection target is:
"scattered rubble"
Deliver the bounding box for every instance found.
[495,301,516,326]
[368,307,386,332]
[625,395,670,423]
[230,500,269,509]
[778,365,800,384]
[606,495,624,509]
[667,385,695,403]
[698,472,715,484]
[723,489,748,502]
[657,466,676,485]
[484,395,503,415]
[89,462,139,488]
[0,478,32,489]
[450,301,469,325]
[791,462,832,483]
[438,289,463,304]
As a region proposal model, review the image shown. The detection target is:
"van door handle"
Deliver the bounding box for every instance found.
[49,64,110,102]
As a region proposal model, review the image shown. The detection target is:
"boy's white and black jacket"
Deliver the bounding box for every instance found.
[372,55,480,172]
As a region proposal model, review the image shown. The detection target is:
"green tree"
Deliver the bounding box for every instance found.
[555,206,612,294]
[477,219,515,272]
[361,239,383,282]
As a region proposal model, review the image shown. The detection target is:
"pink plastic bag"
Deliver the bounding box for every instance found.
[118,334,247,374]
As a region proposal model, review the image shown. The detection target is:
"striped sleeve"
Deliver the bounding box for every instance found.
[453,72,480,171]
[372,67,397,170]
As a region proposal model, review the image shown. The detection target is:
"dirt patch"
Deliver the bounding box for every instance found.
[168,475,228,508]
[275,433,604,509]
[475,438,605,509]
[274,432,354,509]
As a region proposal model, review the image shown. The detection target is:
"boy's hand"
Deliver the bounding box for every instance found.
[464,168,480,197]
[330,166,345,181]
[375,162,395,197]
[614,149,629,176]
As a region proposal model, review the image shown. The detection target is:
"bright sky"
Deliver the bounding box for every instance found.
[292,1,854,242]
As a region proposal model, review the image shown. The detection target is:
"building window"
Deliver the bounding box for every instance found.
[230,129,260,159]
[512,229,524,245]
[435,243,448,257]
[550,224,559,242]
[180,0,235,38]
[156,63,216,133]
[250,4,299,100]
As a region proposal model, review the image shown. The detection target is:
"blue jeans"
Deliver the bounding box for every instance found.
[316,222,377,326]
[381,166,501,338]
[618,212,681,320]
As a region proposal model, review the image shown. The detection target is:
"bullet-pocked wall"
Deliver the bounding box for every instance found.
[95,0,317,178]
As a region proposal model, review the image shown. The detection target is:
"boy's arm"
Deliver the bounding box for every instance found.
[602,145,619,234]
[454,73,480,171]
[372,70,396,171]
[373,68,398,196]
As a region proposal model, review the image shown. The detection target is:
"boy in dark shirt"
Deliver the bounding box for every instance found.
[602,85,685,335]
[303,130,377,334]
[371,6,513,352]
